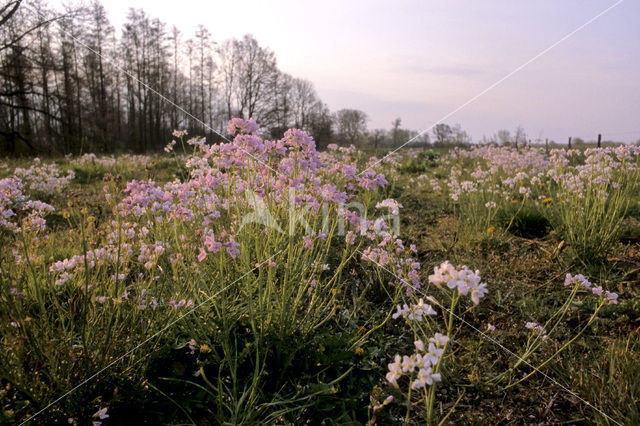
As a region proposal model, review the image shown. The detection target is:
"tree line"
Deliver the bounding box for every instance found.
[363,120,471,150]
[0,0,480,156]
[0,0,337,155]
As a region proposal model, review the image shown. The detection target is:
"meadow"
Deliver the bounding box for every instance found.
[1,119,639,425]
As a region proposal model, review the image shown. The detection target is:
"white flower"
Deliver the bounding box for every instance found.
[429,262,487,305]
[428,261,456,286]
[426,342,444,365]
[413,298,437,318]
[93,407,109,420]
[429,333,450,347]
[411,367,441,390]
[604,290,618,305]
[525,322,546,335]
[391,299,436,321]
[386,355,403,387]
[375,198,403,215]
[564,273,591,289]
[402,355,416,372]
[164,140,176,153]
[414,353,431,369]
[471,282,488,305]
[392,304,409,319]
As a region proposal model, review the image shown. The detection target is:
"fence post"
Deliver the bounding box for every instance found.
[545,138,548,154]
[597,133,602,148]
[568,136,572,149]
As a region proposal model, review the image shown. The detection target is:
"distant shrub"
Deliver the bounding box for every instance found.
[496,204,550,238]
[13,158,75,195]
[399,151,440,173]
[624,199,640,220]
[619,217,640,244]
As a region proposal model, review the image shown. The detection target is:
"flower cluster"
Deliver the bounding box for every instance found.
[169,299,194,310]
[13,158,75,195]
[164,140,177,153]
[172,129,188,138]
[428,261,488,305]
[43,119,419,324]
[564,273,591,288]
[428,145,640,214]
[0,176,54,233]
[72,153,151,169]
[564,273,618,305]
[50,245,125,285]
[392,298,436,321]
[361,242,421,294]
[386,333,449,390]
[73,153,116,168]
[227,118,259,135]
[375,198,403,215]
[92,407,109,425]
[525,321,547,339]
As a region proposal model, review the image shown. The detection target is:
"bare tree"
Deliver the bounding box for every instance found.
[265,71,293,135]
[217,38,238,121]
[369,128,387,149]
[452,123,471,145]
[194,25,214,134]
[234,34,277,123]
[334,109,368,145]
[290,78,317,129]
[167,25,181,130]
[83,1,115,150]
[409,130,431,148]
[496,129,511,145]
[307,102,333,150]
[513,125,526,149]
[391,118,402,146]
[432,123,453,146]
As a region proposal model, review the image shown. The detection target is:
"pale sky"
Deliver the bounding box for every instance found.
[50,0,640,142]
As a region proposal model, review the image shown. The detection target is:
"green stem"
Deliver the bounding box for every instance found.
[505,300,605,389]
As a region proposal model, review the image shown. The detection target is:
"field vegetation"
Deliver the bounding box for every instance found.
[1,120,639,424]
